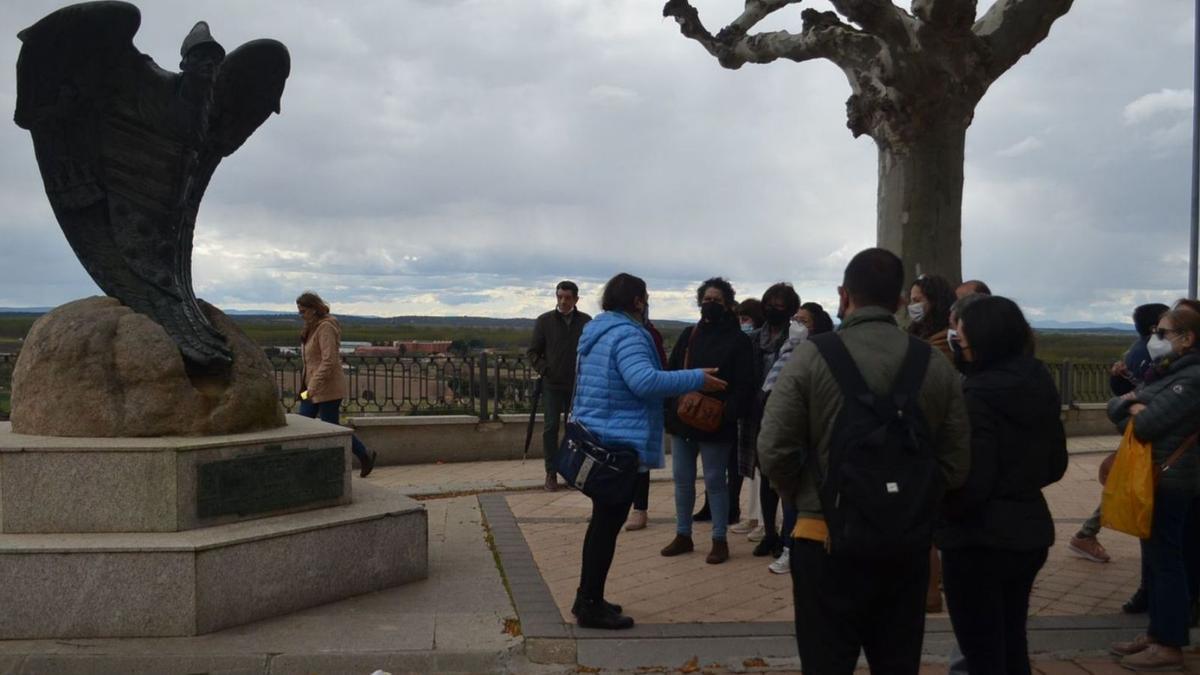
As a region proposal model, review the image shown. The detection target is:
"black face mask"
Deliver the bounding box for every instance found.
[763,306,790,327]
[700,301,725,323]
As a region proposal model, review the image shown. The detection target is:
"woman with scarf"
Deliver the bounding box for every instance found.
[660,277,754,565]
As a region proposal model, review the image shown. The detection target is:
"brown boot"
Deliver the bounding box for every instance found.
[545,472,559,492]
[660,534,694,557]
[706,539,729,564]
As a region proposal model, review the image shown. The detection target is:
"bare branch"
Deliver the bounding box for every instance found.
[911,0,977,33]
[663,0,880,71]
[972,0,1073,81]
[827,0,915,46]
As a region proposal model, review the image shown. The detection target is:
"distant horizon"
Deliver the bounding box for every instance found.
[0,304,1139,331]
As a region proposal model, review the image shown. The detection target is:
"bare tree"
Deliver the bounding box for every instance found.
[663,0,1073,283]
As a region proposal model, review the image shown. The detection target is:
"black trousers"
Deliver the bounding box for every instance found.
[633,472,650,511]
[791,539,929,675]
[578,495,634,601]
[941,546,1048,675]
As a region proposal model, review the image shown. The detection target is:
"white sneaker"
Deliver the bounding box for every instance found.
[768,548,791,574]
[729,519,758,534]
[747,526,766,542]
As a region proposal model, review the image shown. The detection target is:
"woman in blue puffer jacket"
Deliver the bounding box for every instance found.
[570,272,726,630]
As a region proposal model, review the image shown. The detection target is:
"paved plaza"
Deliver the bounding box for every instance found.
[4,435,1200,673]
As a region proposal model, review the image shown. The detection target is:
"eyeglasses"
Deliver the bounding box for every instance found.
[1154,328,1182,340]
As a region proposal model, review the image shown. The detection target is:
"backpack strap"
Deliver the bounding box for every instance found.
[810,332,871,401]
[890,336,933,410]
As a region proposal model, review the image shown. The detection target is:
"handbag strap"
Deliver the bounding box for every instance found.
[683,323,701,369]
[1161,430,1200,472]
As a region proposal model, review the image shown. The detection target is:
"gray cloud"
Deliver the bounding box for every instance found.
[0,0,1193,324]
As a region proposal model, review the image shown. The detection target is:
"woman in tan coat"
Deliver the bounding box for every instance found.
[297,291,376,477]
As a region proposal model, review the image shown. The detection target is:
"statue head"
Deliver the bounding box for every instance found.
[179,21,225,81]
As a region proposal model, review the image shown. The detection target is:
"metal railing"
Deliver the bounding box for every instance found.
[0,352,1117,422]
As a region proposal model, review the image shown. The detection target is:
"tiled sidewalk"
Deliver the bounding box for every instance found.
[369,440,1142,625]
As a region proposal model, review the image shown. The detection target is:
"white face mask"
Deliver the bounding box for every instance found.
[789,320,809,341]
[907,302,926,323]
[1147,334,1174,361]
[740,322,754,334]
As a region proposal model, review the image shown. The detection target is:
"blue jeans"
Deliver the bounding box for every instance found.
[1143,487,1193,647]
[672,436,732,541]
[298,399,370,465]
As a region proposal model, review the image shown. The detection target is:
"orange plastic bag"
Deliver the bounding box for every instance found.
[1101,420,1155,539]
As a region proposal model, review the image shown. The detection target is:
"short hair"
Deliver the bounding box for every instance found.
[908,274,956,339]
[736,298,765,329]
[842,248,904,311]
[1166,300,1200,351]
[801,302,834,335]
[696,277,736,307]
[555,280,579,297]
[761,282,801,316]
[960,279,992,296]
[958,295,1035,368]
[1133,303,1171,337]
[295,291,330,317]
[601,273,647,313]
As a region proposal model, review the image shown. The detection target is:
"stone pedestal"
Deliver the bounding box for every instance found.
[0,415,428,639]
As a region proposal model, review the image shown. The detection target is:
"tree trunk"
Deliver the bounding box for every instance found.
[875,121,967,286]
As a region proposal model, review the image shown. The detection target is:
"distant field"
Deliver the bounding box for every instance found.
[0,313,1134,363]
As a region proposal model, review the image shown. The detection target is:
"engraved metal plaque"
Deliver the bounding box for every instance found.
[197,445,345,518]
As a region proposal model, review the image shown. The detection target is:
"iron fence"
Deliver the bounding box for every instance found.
[0,352,1119,423]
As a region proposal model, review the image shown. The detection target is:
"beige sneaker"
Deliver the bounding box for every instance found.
[625,509,648,531]
[1119,643,1183,670]
[1068,535,1111,563]
[729,519,758,534]
[1110,633,1154,656]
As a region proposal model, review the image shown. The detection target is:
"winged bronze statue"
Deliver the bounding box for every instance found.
[14,1,290,373]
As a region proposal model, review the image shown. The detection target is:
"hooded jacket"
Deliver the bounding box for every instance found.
[757,307,971,520]
[1108,351,1200,494]
[572,311,706,469]
[301,315,348,404]
[936,355,1068,551]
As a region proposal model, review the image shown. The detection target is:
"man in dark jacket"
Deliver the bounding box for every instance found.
[528,280,591,491]
[758,248,970,674]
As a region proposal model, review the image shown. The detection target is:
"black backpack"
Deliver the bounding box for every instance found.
[810,332,943,559]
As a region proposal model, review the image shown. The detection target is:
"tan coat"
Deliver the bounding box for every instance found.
[302,317,348,403]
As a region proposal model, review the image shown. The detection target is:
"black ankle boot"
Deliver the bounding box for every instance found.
[753,534,780,557]
[572,592,622,616]
[694,500,712,522]
[574,595,634,630]
[1123,586,1148,614]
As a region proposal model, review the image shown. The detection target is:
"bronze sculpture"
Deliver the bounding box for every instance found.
[14,1,290,373]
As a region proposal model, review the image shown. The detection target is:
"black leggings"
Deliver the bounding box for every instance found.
[578,495,634,601]
[761,477,780,537]
[633,472,650,511]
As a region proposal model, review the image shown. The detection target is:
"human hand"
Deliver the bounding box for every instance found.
[700,368,727,392]
[1130,403,1147,416]
[1111,361,1129,378]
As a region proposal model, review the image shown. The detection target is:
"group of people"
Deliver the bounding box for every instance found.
[529,248,1200,674]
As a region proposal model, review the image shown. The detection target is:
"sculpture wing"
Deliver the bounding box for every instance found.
[15,1,234,371]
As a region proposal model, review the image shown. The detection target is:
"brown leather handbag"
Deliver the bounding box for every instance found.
[676,325,725,433]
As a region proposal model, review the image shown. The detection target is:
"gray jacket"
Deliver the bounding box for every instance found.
[1108,352,1200,494]
[757,307,972,519]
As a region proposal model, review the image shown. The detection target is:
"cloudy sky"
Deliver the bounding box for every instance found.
[0,0,1193,323]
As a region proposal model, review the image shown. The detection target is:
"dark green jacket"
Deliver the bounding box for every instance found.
[757,307,972,519]
[1108,352,1200,494]
[527,309,591,390]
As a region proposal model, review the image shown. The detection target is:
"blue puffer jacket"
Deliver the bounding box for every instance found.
[573,311,706,469]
